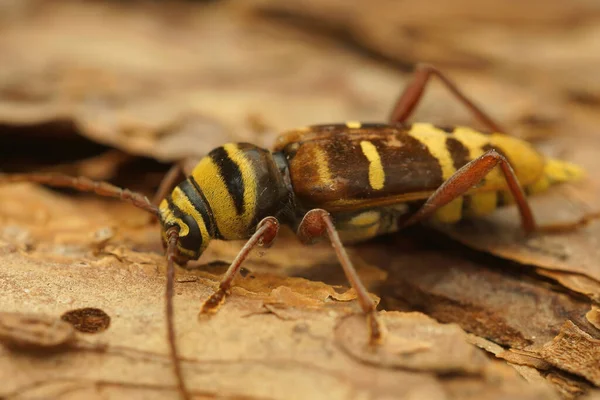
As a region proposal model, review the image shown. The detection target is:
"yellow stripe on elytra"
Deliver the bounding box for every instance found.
[313,145,333,186]
[170,186,211,249]
[489,134,545,187]
[409,123,456,179]
[190,144,257,240]
[409,123,462,223]
[451,127,503,217]
[452,127,545,190]
[452,126,490,162]
[451,127,548,217]
[360,141,385,190]
[466,192,497,216]
[452,126,502,189]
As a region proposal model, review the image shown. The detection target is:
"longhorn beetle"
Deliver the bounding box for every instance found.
[0,65,585,400]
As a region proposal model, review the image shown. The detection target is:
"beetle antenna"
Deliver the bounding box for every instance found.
[0,173,160,217]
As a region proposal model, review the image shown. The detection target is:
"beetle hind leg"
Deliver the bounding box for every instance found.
[389,63,506,134]
[297,209,383,344]
[400,149,537,233]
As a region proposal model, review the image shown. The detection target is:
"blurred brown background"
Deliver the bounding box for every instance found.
[1,1,600,399]
[2,0,599,180]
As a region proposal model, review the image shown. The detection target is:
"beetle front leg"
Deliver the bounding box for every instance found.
[200,217,280,314]
[297,209,383,345]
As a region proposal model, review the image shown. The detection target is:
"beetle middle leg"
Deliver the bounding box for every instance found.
[400,149,537,233]
[200,217,280,314]
[152,163,186,206]
[152,158,200,206]
[297,209,383,345]
[389,63,506,134]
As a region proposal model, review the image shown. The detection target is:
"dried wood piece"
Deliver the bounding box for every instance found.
[582,391,600,400]
[335,312,487,374]
[376,239,597,350]
[377,238,600,395]
[537,270,600,304]
[540,321,600,386]
[546,371,591,400]
[0,182,566,399]
[0,312,76,352]
[497,349,552,371]
[587,306,600,330]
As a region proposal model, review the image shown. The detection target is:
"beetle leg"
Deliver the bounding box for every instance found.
[152,163,186,206]
[200,216,280,314]
[164,226,191,400]
[297,209,383,344]
[152,158,200,206]
[389,63,506,134]
[400,149,536,233]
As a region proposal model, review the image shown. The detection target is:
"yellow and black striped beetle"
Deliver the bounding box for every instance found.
[1,65,585,400]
